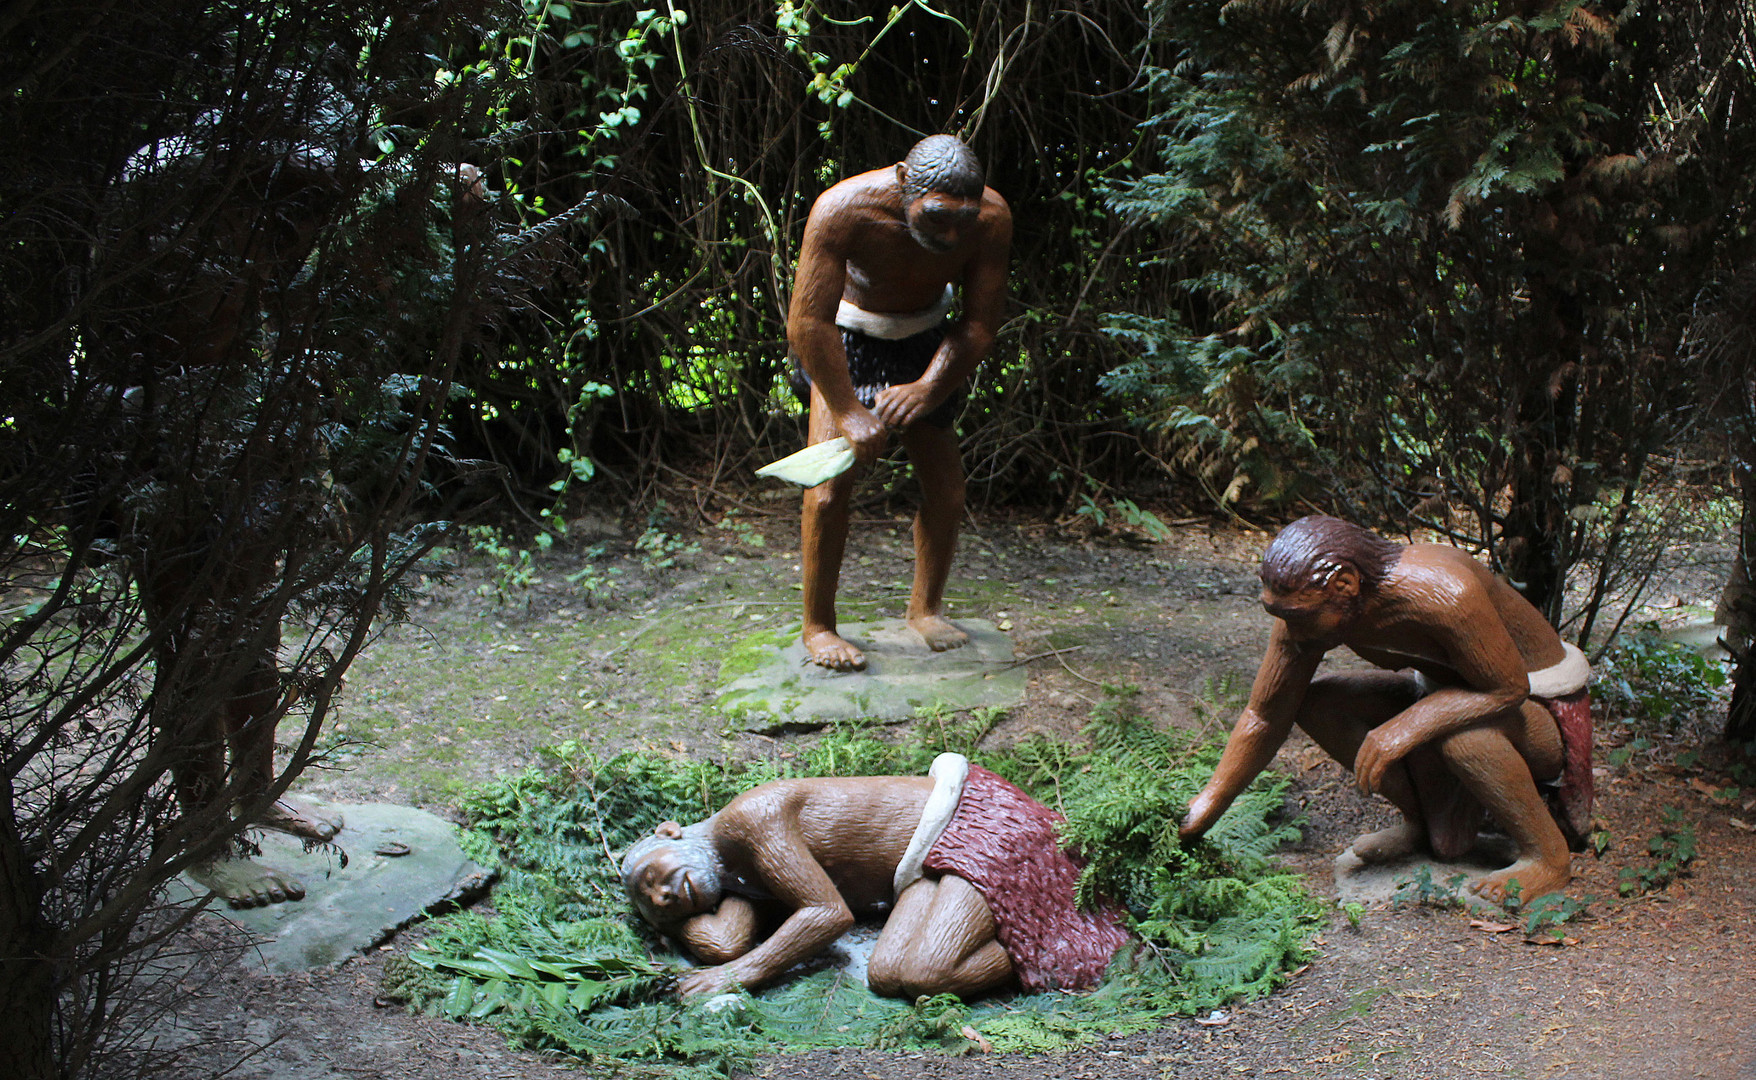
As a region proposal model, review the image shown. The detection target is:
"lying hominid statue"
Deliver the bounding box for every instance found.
[621,753,1131,998]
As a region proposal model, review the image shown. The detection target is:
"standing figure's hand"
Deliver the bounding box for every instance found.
[836,405,888,463]
[872,381,940,430]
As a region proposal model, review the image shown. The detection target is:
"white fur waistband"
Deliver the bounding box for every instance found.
[1409,640,1591,699]
[835,285,953,340]
[893,751,968,898]
[1528,641,1590,698]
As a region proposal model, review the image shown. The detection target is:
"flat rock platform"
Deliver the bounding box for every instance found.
[1333,834,1522,908]
[175,802,493,972]
[715,617,1025,731]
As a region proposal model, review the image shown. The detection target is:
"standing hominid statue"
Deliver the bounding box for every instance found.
[787,135,1012,671]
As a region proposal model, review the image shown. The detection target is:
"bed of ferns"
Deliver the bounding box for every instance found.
[378,687,1321,1078]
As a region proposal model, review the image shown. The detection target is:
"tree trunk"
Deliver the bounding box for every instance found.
[1722,460,1756,743]
[0,784,58,1080]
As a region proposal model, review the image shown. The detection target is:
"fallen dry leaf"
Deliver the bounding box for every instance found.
[1469,919,1515,933]
[1729,818,1755,832]
[1195,1010,1231,1027]
[1524,934,1581,947]
[960,1025,992,1053]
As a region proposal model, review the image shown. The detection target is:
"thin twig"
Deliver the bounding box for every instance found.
[997,644,1085,670]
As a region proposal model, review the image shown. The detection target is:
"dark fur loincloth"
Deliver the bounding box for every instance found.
[921,765,1132,992]
[789,325,961,429]
[1533,689,1593,848]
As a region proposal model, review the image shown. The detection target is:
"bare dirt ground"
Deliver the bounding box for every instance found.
[152,506,1756,1080]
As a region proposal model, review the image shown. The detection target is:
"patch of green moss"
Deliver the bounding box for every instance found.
[715,626,798,681]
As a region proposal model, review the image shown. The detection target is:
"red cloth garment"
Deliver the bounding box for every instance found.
[1533,689,1593,847]
[921,765,1133,992]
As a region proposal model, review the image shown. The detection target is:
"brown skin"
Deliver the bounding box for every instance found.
[788,160,1012,670]
[1181,544,1572,903]
[626,777,1013,1000]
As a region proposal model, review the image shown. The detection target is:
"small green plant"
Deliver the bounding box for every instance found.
[1070,481,1173,543]
[715,510,767,550]
[873,993,972,1051]
[1520,892,1592,943]
[1501,878,1525,911]
[1395,865,1470,910]
[563,543,621,606]
[635,503,700,571]
[1074,491,1108,528]
[1595,625,1728,733]
[467,525,542,604]
[1341,901,1365,929]
[911,703,1005,758]
[1113,497,1173,541]
[1617,807,1696,897]
[1606,737,1651,769]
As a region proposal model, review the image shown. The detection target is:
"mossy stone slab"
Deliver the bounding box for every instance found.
[715,617,1024,730]
[1332,835,1518,909]
[175,802,493,972]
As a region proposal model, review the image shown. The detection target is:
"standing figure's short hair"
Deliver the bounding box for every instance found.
[1260,515,1403,594]
[901,135,985,203]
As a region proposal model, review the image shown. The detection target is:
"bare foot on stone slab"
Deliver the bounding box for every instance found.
[907,613,969,653]
[1473,855,1570,906]
[189,854,308,908]
[1349,822,1423,864]
[804,626,867,671]
[260,795,343,841]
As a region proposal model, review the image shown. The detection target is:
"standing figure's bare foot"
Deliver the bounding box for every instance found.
[1349,822,1423,864]
[804,627,867,671]
[907,613,969,653]
[188,854,308,908]
[1473,854,1570,905]
[260,796,343,841]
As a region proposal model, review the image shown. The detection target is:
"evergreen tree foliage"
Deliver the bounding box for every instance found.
[425,0,1181,515]
[1105,0,1756,632]
[0,3,590,1074]
[385,691,1320,1074]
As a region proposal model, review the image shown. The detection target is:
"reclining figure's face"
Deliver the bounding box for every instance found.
[624,823,724,927]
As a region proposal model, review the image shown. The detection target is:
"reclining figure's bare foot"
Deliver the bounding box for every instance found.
[1473,854,1570,906]
[260,796,343,841]
[1349,822,1423,864]
[804,627,866,671]
[189,854,307,908]
[907,613,969,653]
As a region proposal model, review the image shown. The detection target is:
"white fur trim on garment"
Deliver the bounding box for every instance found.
[893,751,969,899]
[1528,641,1590,698]
[1406,639,1590,700]
[835,285,954,340]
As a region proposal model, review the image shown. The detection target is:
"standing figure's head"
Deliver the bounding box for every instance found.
[620,820,725,927]
[1258,515,1403,643]
[895,135,984,253]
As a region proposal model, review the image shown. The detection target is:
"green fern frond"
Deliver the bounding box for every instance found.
[399,684,1320,1074]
